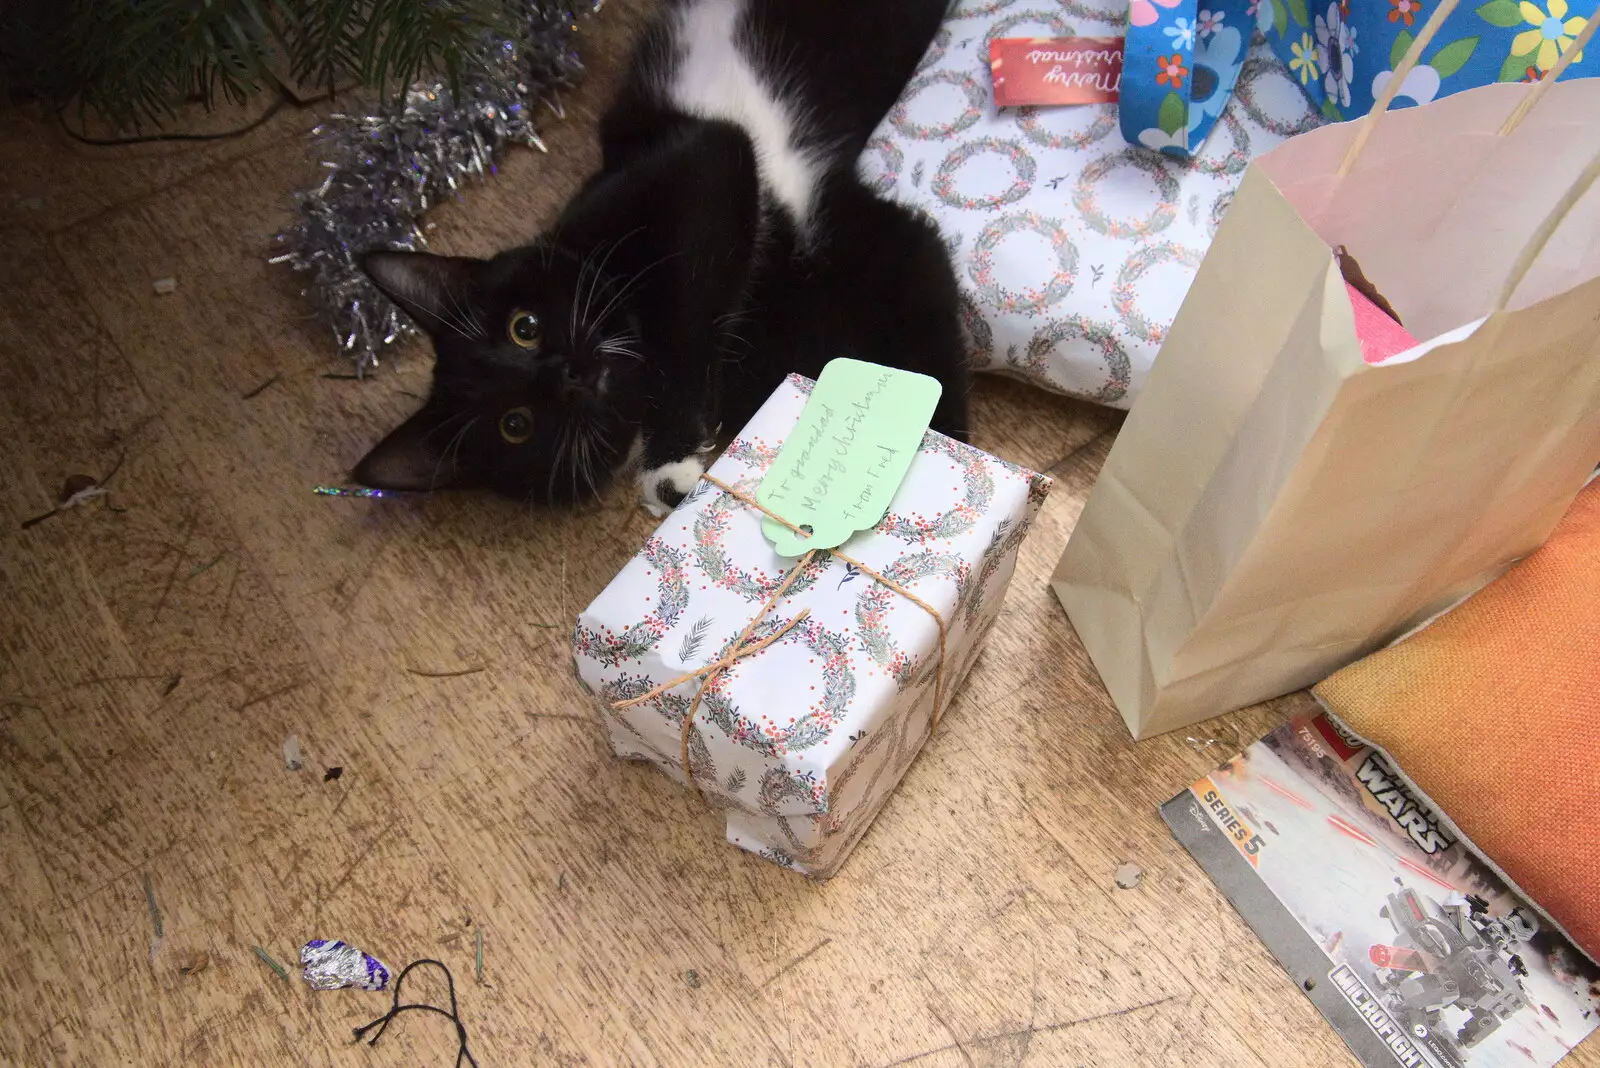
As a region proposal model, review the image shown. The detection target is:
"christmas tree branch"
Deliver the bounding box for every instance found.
[7,0,516,131]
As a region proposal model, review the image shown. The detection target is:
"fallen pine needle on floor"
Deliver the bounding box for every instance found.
[187,553,225,579]
[476,928,485,985]
[407,665,487,679]
[241,373,282,400]
[253,945,289,981]
[143,873,163,939]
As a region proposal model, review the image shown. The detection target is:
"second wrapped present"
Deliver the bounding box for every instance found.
[574,370,1050,877]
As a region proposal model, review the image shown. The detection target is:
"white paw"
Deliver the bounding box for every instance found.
[638,455,707,517]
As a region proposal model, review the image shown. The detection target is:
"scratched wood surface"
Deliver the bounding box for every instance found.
[2,4,1595,1067]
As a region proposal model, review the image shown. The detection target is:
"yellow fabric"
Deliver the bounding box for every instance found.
[1315,479,1600,959]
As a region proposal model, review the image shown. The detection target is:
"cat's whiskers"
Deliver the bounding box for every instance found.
[580,228,644,335]
[441,285,486,340]
[580,421,611,502]
[714,310,754,357]
[583,251,681,345]
[429,306,476,342]
[570,428,581,506]
[547,419,576,504]
[425,412,478,491]
[569,243,604,342]
[539,410,614,504]
[445,416,481,478]
[597,332,644,363]
[539,221,564,271]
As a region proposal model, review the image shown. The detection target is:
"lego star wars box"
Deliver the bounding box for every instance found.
[1163,712,1600,1068]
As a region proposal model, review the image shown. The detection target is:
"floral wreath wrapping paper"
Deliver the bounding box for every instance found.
[573,375,1051,878]
[861,0,1321,407]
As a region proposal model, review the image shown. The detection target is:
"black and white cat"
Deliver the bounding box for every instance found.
[354,0,968,515]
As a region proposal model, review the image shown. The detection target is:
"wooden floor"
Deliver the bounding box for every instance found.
[2,6,1593,1067]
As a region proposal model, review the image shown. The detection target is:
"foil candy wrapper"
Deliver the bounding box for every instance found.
[300,939,391,991]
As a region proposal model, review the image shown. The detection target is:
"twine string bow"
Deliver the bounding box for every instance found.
[612,473,950,792]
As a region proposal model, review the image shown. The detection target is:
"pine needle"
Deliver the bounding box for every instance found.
[406,665,486,679]
[143,873,163,938]
[241,373,282,400]
[32,0,514,131]
[253,945,289,982]
[187,553,225,579]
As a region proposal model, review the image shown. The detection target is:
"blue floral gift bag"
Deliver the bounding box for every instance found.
[1123,0,1599,157]
[1262,0,1599,120]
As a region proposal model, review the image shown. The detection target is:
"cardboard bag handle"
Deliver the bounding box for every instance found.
[1332,0,1600,311]
[1498,13,1600,135]
[1337,0,1600,176]
[1494,141,1600,312]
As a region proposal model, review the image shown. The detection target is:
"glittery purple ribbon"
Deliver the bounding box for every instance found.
[313,485,394,498]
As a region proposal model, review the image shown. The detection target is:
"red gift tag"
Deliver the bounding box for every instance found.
[989,36,1123,107]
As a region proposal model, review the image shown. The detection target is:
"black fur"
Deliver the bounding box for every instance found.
[353,0,968,509]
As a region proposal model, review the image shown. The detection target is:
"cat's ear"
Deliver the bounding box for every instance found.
[352,406,474,492]
[361,251,482,338]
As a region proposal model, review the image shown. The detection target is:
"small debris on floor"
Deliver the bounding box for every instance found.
[241,373,282,400]
[22,475,109,529]
[143,873,164,938]
[152,277,178,295]
[21,451,132,530]
[406,664,487,679]
[684,968,702,989]
[160,674,183,697]
[141,874,166,967]
[281,733,303,771]
[352,959,479,1065]
[59,474,100,504]
[323,766,343,782]
[1114,863,1144,890]
[186,553,225,579]
[313,485,394,499]
[475,928,485,985]
[1186,736,1220,754]
[437,913,474,945]
[300,939,391,991]
[178,951,210,976]
[253,945,290,982]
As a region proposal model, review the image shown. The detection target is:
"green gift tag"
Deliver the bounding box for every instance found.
[757,359,942,558]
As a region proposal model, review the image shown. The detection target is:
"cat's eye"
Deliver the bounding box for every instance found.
[499,407,533,445]
[508,310,542,349]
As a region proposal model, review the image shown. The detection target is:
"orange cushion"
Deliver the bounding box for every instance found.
[1314,479,1600,959]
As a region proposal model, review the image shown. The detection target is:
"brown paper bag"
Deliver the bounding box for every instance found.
[1051,17,1600,740]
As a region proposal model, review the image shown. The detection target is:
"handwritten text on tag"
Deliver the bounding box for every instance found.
[757,359,941,558]
[990,36,1123,107]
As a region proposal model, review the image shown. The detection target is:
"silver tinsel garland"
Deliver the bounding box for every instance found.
[272,0,603,372]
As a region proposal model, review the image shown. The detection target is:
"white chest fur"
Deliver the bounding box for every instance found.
[665,0,821,228]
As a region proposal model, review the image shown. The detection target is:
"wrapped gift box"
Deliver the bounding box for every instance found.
[574,374,1051,877]
[861,1,1321,407]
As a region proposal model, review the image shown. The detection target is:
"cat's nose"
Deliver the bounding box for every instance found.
[558,362,608,400]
